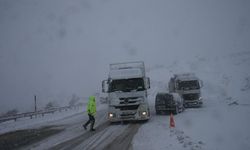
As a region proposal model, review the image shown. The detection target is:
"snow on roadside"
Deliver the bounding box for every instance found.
[133,53,250,150]
[0,103,107,135]
[134,97,250,150]
[0,107,84,135]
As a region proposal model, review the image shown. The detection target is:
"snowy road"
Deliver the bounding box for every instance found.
[50,121,111,150]
[7,104,142,150]
[50,121,141,150]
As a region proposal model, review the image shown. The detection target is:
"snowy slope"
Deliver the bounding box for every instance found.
[133,52,250,150]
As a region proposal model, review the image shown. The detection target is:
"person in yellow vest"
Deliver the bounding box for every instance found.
[83,96,96,131]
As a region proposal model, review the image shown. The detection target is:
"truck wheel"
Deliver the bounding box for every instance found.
[178,105,183,113]
[156,110,160,115]
[181,105,185,112]
[174,106,179,115]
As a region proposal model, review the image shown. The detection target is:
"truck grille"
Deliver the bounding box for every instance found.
[183,93,199,100]
[119,97,139,104]
[120,113,136,119]
[115,105,139,110]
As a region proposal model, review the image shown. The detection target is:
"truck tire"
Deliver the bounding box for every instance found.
[156,110,160,115]
[181,105,185,112]
[174,106,179,115]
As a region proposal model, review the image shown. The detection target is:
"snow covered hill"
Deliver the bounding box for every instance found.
[133,52,250,150]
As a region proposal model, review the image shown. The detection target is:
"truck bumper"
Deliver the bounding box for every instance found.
[184,100,202,108]
[108,110,150,122]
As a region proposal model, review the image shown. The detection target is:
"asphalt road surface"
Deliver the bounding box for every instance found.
[0,108,143,150]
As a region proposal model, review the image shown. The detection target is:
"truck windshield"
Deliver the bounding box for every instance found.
[109,78,145,92]
[177,80,200,90]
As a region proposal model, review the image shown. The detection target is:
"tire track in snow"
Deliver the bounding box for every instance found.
[102,123,141,150]
[72,122,142,150]
[50,121,110,150]
[51,122,142,150]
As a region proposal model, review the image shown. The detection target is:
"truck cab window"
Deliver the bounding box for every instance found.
[109,78,145,92]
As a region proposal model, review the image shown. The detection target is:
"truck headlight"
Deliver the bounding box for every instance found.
[199,97,203,101]
[108,113,115,118]
[141,111,147,116]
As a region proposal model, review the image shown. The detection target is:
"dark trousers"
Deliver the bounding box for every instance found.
[84,114,95,129]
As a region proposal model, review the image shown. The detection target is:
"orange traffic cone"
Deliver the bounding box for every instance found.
[170,113,175,128]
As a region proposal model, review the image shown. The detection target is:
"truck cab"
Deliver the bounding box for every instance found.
[169,73,203,107]
[102,61,150,122]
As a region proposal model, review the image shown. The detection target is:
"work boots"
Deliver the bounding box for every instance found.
[90,122,95,131]
[83,124,87,130]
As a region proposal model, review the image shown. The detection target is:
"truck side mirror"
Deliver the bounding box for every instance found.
[102,80,108,93]
[199,80,203,88]
[146,77,150,89]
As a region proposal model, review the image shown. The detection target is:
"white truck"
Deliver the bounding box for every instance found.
[102,61,151,122]
[168,73,203,107]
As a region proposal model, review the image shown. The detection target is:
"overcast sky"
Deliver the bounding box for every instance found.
[0,0,249,112]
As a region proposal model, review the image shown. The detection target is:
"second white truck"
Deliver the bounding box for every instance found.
[169,73,203,107]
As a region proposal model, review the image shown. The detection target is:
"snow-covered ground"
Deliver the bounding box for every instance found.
[133,52,250,150]
[0,107,84,135]
[0,103,107,135]
[0,102,109,150]
[134,97,250,150]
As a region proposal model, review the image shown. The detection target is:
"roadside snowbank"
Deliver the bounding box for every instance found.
[0,103,107,135]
